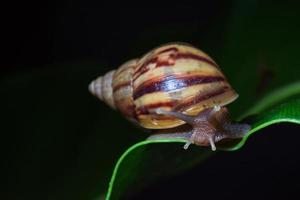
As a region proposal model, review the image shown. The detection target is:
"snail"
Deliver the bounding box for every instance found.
[89,43,250,151]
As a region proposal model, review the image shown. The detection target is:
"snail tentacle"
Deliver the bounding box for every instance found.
[154,108,195,124]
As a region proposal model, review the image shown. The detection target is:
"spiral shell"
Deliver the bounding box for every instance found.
[89,59,138,119]
[89,43,238,129]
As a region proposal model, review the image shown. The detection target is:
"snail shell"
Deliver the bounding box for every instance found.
[89,59,138,119]
[89,43,238,130]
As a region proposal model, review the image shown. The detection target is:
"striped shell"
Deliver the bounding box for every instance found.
[89,43,238,129]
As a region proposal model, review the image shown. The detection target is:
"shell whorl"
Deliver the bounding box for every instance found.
[89,70,116,109]
[89,59,139,118]
[131,43,238,129]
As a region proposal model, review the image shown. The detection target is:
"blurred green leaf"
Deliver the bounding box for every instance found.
[105,97,300,200]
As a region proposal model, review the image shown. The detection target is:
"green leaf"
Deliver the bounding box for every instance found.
[105,98,300,200]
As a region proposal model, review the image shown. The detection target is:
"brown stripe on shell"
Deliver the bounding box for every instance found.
[135,86,231,116]
[136,86,230,115]
[133,75,225,100]
[112,81,131,92]
[133,52,218,81]
[173,86,230,112]
[133,56,175,81]
[133,47,178,80]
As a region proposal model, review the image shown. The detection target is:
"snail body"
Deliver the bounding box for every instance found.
[89,43,250,150]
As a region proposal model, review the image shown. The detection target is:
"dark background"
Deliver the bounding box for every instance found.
[2,0,300,199]
[2,1,230,74]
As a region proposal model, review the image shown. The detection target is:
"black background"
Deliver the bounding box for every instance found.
[2,0,300,199]
[2,1,230,74]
